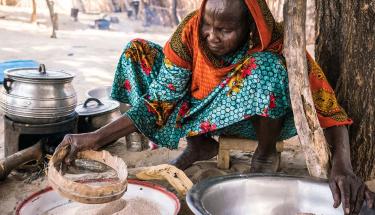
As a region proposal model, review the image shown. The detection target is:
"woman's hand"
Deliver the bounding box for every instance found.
[54,116,138,166]
[55,133,98,165]
[329,168,374,214]
[324,126,374,214]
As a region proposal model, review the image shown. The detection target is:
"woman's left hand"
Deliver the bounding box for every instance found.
[329,168,374,215]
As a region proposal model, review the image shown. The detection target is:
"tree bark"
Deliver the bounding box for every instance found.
[30,0,37,23]
[78,0,86,13]
[106,0,115,12]
[46,0,57,38]
[283,0,330,179]
[171,0,179,26]
[315,0,342,88]
[316,0,375,180]
[266,0,285,22]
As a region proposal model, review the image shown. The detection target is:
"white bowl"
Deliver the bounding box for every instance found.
[17,179,180,215]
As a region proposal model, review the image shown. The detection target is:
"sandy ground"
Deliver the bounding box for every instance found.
[0,6,173,103]
[0,5,373,215]
[0,134,309,215]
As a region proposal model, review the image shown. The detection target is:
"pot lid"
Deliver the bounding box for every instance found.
[5,64,73,80]
[75,98,120,116]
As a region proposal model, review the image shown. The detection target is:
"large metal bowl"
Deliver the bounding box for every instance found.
[86,86,130,113]
[187,174,375,215]
[86,85,112,99]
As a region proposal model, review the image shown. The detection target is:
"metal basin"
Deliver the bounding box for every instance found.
[187,174,375,215]
[86,86,130,113]
[86,86,112,99]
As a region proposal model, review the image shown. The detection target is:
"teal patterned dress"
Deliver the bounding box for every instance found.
[111,39,296,149]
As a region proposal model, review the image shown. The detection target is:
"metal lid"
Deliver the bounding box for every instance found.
[75,98,120,116]
[5,64,74,80]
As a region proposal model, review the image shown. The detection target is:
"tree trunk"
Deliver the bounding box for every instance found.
[316,0,375,180]
[78,0,86,13]
[30,0,37,23]
[106,0,115,12]
[72,0,86,13]
[283,0,330,179]
[46,0,57,38]
[171,0,179,26]
[266,0,285,22]
[119,0,126,12]
[315,1,342,88]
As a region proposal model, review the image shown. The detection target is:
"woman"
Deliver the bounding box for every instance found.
[58,0,374,213]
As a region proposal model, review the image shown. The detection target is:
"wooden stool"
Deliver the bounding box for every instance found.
[217,136,285,169]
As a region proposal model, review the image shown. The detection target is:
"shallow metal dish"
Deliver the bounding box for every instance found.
[86,86,131,113]
[187,174,374,215]
[86,85,112,99]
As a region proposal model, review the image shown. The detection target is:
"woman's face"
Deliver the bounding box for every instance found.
[201,0,250,57]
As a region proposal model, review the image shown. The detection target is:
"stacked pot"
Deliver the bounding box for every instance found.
[75,97,122,133]
[0,64,77,124]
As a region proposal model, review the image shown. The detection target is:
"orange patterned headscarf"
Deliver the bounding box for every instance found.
[163,0,352,128]
[164,0,283,99]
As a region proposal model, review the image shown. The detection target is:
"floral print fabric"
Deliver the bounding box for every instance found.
[111,39,296,149]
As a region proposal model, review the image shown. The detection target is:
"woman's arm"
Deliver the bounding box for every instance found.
[56,115,137,164]
[325,126,374,214]
[56,57,192,163]
[325,126,352,174]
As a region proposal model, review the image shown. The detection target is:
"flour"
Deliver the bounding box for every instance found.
[114,198,161,215]
[42,197,161,215]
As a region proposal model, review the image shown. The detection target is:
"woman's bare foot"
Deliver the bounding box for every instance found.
[249,116,283,173]
[249,148,280,173]
[169,135,219,170]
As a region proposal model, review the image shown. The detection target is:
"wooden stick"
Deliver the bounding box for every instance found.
[283,0,330,178]
[136,164,193,196]
[0,141,43,180]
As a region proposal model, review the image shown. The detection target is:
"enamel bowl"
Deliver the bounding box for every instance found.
[17,179,180,215]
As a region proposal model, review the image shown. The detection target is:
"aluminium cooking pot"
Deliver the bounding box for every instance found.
[75,98,122,133]
[0,64,77,124]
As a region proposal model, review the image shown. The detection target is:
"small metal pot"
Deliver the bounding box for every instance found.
[0,64,77,124]
[75,98,122,133]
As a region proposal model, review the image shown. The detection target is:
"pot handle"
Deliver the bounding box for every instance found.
[83,98,104,108]
[3,78,13,94]
[39,64,46,75]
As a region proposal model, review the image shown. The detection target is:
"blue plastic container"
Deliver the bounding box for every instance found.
[0,60,39,84]
[94,19,110,30]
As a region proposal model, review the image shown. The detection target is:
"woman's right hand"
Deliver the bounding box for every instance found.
[55,133,98,165]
